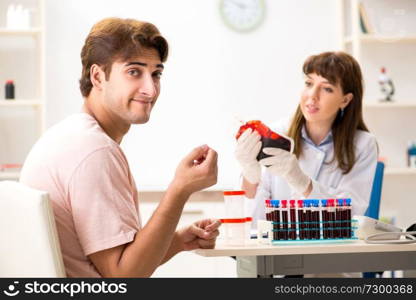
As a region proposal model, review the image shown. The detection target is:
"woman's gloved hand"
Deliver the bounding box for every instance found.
[234,128,262,184]
[259,147,311,195]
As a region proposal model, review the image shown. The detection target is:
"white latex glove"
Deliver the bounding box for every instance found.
[235,128,262,184]
[259,147,311,195]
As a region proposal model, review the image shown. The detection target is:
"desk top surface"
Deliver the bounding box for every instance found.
[194,239,416,257]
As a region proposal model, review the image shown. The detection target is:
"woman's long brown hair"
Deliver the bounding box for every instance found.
[287,52,369,174]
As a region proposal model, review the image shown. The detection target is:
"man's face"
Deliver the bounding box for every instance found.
[101,47,164,124]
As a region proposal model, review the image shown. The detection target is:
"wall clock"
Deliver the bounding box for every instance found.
[219,0,266,32]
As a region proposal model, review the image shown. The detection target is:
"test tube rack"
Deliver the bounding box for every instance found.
[261,199,358,244]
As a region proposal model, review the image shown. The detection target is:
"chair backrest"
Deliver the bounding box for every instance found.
[0,181,66,277]
[364,161,385,219]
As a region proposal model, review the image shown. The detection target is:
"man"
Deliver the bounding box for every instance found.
[20,18,220,277]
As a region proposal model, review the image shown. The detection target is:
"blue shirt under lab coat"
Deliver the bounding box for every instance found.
[248,121,378,226]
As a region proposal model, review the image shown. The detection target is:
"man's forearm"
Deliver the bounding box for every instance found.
[160,231,183,265]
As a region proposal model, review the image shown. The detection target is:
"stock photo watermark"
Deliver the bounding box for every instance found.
[2,280,127,297]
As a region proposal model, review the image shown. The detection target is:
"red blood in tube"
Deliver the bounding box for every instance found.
[270,201,277,240]
[297,200,304,240]
[335,202,341,239]
[311,204,318,239]
[338,199,346,238]
[328,199,335,239]
[265,200,271,221]
[271,201,277,240]
[281,200,288,240]
[341,201,347,238]
[314,202,320,240]
[346,209,351,238]
[344,199,352,238]
[322,201,328,239]
[275,202,281,240]
[289,200,296,240]
[304,201,311,239]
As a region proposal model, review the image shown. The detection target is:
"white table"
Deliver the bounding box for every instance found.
[194,240,416,277]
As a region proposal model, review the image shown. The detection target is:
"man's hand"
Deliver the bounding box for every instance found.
[176,219,221,251]
[170,145,218,198]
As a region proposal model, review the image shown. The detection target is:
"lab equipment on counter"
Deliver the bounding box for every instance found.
[354,216,416,244]
[221,191,253,246]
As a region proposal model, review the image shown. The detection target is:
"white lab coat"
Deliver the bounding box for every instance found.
[248,120,378,227]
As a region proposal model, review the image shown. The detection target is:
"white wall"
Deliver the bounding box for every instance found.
[44,0,339,189]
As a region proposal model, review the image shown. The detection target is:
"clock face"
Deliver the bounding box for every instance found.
[220,0,265,32]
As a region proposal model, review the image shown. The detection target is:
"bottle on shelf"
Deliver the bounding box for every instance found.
[6,4,31,30]
[408,141,416,168]
[5,80,15,100]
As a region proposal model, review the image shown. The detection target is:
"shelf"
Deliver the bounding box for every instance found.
[0,171,20,180]
[364,102,416,109]
[0,28,42,36]
[384,168,416,176]
[344,35,416,44]
[0,99,42,107]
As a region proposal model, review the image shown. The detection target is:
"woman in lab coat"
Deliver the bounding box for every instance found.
[236,51,378,225]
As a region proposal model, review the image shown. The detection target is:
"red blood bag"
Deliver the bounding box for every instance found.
[236,120,293,161]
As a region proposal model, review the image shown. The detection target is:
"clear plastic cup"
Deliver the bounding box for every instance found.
[220,218,246,246]
[223,191,245,218]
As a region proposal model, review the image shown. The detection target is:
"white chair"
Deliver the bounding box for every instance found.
[0,181,66,277]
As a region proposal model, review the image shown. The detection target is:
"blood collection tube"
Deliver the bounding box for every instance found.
[265,200,271,221]
[309,200,315,239]
[310,200,316,239]
[340,198,348,238]
[327,199,335,239]
[321,199,328,239]
[289,200,297,240]
[297,200,304,240]
[281,200,289,240]
[345,198,352,238]
[304,200,311,239]
[311,199,319,239]
[335,199,343,238]
[273,200,281,240]
[271,200,276,240]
